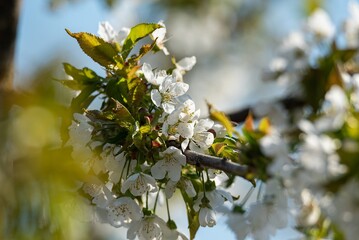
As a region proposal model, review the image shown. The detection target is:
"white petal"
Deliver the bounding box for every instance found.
[151,90,162,107]
[170,82,189,97]
[199,208,216,227]
[178,122,194,139]
[176,56,197,72]
[181,138,190,152]
[167,166,181,182]
[98,21,116,42]
[164,180,177,198]
[151,161,166,180]
[142,63,155,83]
[162,102,176,114]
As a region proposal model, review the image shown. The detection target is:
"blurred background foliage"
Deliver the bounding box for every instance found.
[2,0,334,239]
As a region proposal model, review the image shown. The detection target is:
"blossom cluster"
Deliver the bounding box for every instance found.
[65,21,235,240]
[63,2,359,239]
[222,2,359,240]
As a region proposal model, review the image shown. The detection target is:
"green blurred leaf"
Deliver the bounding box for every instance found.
[122,23,162,59]
[66,29,118,67]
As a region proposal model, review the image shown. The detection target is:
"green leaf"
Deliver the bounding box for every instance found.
[70,85,98,112]
[121,23,162,59]
[127,77,147,110]
[66,29,118,67]
[58,63,101,90]
[106,98,135,125]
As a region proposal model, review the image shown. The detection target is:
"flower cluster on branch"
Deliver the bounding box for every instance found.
[61,3,359,239]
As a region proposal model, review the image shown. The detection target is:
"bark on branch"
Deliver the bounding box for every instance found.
[184,150,250,177]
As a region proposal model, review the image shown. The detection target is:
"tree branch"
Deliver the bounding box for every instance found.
[184,150,250,177]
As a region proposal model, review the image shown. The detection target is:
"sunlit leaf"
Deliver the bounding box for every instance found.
[258,117,271,134]
[121,23,162,59]
[58,63,101,90]
[244,112,254,132]
[207,102,234,137]
[66,29,118,67]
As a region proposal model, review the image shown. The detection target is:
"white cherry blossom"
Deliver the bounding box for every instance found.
[151,146,186,182]
[142,63,167,86]
[151,21,169,55]
[121,173,158,196]
[307,9,335,40]
[181,119,214,152]
[98,21,129,44]
[199,207,216,227]
[127,215,163,240]
[107,197,143,227]
[151,76,189,113]
[194,189,233,212]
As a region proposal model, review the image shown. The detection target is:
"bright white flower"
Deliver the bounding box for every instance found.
[127,215,163,240]
[121,173,158,196]
[176,56,197,72]
[128,215,187,240]
[164,180,178,199]
[181,119,214,152]
[194,189,233,212]
[207,169,229,187]
[107,197,143,227]
[98,21,129,44]
[142,63,167,86]
[162,118,195,139]
[151,21,169,55]
[181,178,196,198]
[151,76,189,113]
[170,99,200,123]
[172,56,197,82]
[307,9,335,40]
[199,207,216,227]
[82,182,114,208]
[98,21,117,42]
[164,178,196,199]
[151,146,186,182]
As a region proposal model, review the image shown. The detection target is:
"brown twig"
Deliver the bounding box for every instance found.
[184,150,249,177]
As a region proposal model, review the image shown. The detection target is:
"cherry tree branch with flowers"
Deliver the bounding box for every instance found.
[60,3,359,239]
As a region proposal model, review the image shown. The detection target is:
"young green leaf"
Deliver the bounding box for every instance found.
[121,23,162,59]
[66,29,118,67]
[58,63,101,90]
